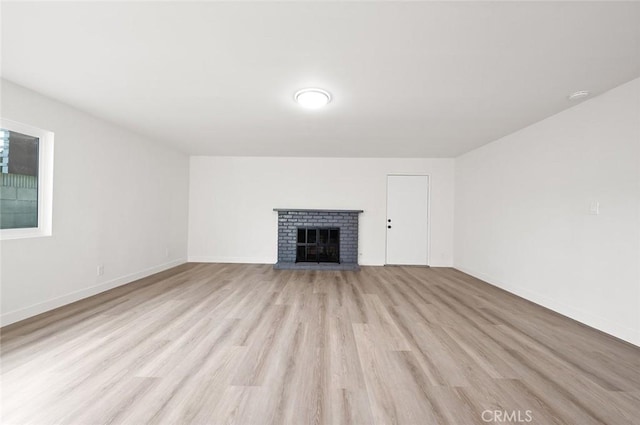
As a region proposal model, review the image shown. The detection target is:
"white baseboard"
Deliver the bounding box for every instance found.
[455,265,640,347]
[188,256,274,264]
[358,259,383,266]
[1,258,187,327]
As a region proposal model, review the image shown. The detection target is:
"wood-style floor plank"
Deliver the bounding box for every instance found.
[1,263,639,424]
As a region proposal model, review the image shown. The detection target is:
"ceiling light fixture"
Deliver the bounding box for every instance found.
[568,90,590,101]
[294,88,331,109]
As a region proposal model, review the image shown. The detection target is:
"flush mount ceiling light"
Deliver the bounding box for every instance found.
[568,90,590,101]
[294,88,331,109]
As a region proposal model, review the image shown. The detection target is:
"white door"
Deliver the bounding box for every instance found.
[386,175,429,265]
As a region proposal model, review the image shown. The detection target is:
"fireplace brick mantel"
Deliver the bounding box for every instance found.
[273,208,363,271]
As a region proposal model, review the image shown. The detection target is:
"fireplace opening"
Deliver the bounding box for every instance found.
[296,227,340,263]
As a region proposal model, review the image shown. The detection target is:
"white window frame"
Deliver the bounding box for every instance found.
[0,118,54,240]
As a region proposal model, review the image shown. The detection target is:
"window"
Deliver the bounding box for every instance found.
[0,119,54,239]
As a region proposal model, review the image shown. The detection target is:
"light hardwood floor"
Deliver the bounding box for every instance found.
[1,263,639,425]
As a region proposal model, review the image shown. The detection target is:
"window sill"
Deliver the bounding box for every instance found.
[1,227,52,240]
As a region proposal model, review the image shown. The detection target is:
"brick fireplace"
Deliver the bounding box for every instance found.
[273,209,363,270]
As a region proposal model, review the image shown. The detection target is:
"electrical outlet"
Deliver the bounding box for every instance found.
[589,201,600,215]
[97,265,104,276]
[165,247,170,258]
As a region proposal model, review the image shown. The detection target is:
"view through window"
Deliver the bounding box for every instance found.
[0,128,39,229]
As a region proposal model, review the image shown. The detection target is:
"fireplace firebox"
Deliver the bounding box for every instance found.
[296,227,340,263]
[273,208,362,270]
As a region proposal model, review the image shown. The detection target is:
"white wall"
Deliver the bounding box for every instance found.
[0,80,190,325]
[189,157,454,266]
[455,77,640,346]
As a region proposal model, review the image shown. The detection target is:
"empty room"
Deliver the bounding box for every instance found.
[1,1,639,424]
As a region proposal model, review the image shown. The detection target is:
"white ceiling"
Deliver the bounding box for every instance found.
[2,1,640,157]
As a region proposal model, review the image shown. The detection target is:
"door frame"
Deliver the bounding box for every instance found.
[384,173,431,266]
